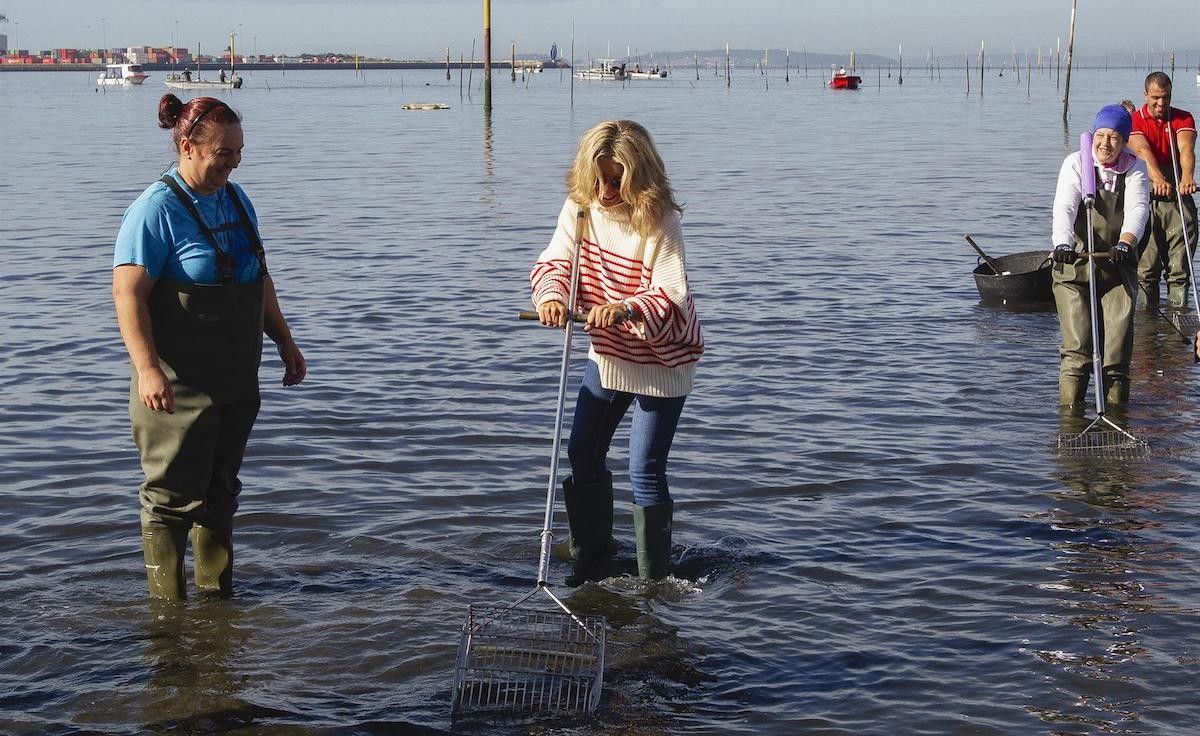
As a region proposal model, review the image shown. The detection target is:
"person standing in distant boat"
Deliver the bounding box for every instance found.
[113,94,306,600]
[1127,72,1198,312]
[530,120,704,585]
[219,68,226,83]
[1050,104,1149,408]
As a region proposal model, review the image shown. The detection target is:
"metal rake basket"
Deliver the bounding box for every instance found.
[451,602,606,717]
[1169,310,1200,335]
[1057,416,1150,459]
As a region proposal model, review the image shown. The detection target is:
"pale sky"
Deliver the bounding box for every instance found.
[1,0,1196,61]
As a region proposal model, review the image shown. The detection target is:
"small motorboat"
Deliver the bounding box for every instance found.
[575,59,629,81]
[96,63,148,86]
[164,33,244,91]
[629,65,668,80]
[164,70,243,90]
[830,65,861,90]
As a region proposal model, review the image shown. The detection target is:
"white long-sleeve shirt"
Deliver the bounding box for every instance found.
[1051,149,1149,247]
[531,198,703,398]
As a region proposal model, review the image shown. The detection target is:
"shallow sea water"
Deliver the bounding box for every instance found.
[1,64,1199,735]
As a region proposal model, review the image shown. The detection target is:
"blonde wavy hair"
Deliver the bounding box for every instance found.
[566,120,682,237]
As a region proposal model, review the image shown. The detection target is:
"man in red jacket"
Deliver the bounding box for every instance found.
[1129,72,1197,311]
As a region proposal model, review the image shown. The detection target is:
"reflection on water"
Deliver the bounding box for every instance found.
[1025,455,1185,732]
[138,602,266,732]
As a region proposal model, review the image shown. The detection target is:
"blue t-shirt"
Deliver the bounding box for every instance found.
[113,169,264,284]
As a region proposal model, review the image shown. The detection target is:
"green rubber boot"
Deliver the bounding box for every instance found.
[1168,284,1188,310]
[1103,373,1130,406]
[192,523,234,597]
[558,476,615,587]
[1139,282,1160,313]
[1058,375,1088,408]
[633,501,673,581]
[142,524,188,601]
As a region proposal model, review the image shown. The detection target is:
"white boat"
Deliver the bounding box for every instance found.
[96,63,148,86]
[575,59,629,81]
[164,34,243,90]
[629,66,668,80]
[164,71,243,90]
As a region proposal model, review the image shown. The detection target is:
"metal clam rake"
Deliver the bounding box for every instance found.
[1057,132,1149,459]
[1163,109,1200,337]
[451,210,606,719]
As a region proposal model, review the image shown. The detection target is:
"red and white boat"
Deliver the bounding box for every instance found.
[830,65,861,90]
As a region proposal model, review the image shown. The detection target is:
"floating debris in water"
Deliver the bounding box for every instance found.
[402,102,449,110]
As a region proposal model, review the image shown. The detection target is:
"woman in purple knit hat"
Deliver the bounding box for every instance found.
[1049,104,1149,408]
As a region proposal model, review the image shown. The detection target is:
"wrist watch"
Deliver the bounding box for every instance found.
[620,299,635,320]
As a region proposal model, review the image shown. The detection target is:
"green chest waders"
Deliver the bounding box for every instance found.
[1053,175,1137,406]
[133,176,267,599]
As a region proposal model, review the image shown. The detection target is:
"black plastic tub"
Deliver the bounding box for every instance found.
[972,250,1054,306]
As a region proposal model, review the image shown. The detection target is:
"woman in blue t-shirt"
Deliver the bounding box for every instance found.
[112,94,306,600]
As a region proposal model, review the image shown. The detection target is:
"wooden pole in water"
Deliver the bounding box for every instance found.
[898,43,903,84]
[446,47,451,80]
[1055,36,1061,91]
[468,38,475,94]
[482,0,492,76]
[482,0,491,109]
[804,46,808,78]
[965,52,970,95]
[785,47,789,82]
[1063,0,1077,122]
[1027,52,1032,97]
[695,52,699,80]
[725,43,730,87]
[979,40,985,96]
[459,52,464,98]
[510,41,516,81]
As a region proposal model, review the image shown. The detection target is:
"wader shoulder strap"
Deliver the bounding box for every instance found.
[160,174,235,284]
[225,185,269,279]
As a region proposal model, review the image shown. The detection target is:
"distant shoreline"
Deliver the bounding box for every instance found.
[1,60,1184,74]
[0,60,571,73]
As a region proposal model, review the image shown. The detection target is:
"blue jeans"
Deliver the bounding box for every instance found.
[567,360,687,507]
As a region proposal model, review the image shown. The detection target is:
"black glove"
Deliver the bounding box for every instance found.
[1111,242,1133,264]
[1052,244,1076,264]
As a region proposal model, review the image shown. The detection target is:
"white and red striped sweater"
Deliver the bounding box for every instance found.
[531,198,704,398]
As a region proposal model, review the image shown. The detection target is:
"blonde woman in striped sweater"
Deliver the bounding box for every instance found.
[531,120,704,584]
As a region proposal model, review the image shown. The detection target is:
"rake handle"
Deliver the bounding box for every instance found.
[518,309,587,323]
[963,234,1003,275]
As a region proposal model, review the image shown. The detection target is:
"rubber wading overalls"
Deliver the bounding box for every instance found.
[1136,186,1199,310]
[133,175,267,600]
[1053,170,1136,408]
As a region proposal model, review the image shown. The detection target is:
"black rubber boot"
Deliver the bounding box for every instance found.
[142,524,188,601]
[560,476,615,587]
[192,523,233,597]
[633,501,673,581]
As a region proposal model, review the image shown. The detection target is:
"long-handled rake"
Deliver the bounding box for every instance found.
[1058,132,1150,459]
[452,209,606,719]
[1162,109,1200,337]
